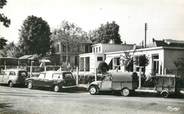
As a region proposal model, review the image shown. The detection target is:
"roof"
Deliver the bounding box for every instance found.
[41,70,71,74]
[153,39,184,47]
[3,68,26,72]
[19,54,38,60]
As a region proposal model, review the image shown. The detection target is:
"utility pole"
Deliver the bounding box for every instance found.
[145,23,147,48]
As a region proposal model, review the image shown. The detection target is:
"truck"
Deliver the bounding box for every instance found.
[88,72,139,96]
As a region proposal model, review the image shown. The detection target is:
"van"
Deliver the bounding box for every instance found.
[0,69,28,87]
[26,71,76,92]
[88,72,138,96]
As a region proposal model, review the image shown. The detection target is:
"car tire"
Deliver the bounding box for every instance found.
[161,91,169,98]
[89,86,98,95]
[121,88,130,96]
[9,81,13,88]
[28,81,33,89]
[54,85,60,92]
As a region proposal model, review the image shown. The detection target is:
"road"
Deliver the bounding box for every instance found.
[0,85,184,114]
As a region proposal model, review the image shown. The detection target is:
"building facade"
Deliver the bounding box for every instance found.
[53,39,92,67]
[79,39,184,77]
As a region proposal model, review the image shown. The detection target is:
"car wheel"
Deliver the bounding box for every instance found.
[54,85,60,92]
[28,81,33,89]
[9,81,13,88]
[161,91,169,98]
[89,86,98,95]
[121,88,130,96]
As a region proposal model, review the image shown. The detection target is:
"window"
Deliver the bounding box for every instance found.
[63,73,73,79]
[19,71,27,77]
[68,45,70,52]
[62,45,66,52]
[96,47,98,53]
[152,54,159,74]
[63,56,66,62]
[99,47,101,52]
[52,73,62,80]
[39,73,45,79]
[9,71,16,76]
[68,56,70,63]
[56,44,60,52]
[92,48,95,53]
[97,57,103,61]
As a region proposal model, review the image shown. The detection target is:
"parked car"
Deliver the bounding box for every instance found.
[0,69,28,87]
[88,71,138,96]
[26,71,76,92]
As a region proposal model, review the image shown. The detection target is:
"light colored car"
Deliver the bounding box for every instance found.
[88,72,138,96]
[0,69,28,87]
[26,71,76,92]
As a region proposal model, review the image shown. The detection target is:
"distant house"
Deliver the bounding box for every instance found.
[53,37,92,67]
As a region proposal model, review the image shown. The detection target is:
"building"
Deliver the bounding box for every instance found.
[53,37,92,67]
[79,39,184,77]
[106,39,184,76]
[79,43,135,72]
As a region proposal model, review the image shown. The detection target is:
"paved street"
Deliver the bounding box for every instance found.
[0,85,184,114]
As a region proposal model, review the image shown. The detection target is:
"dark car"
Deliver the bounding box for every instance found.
[26,71,76,92]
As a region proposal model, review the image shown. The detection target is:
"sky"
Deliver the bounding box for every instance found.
[1,0,184,45]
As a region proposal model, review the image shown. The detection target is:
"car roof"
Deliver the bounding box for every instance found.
[40,70,71,74]
[3,69,26,72]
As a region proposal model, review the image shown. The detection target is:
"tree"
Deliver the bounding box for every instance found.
[51,21,89,64]
[0,37,7,49]
[5,42,22,57]
[97,61,109,74]
[89,21,122,44]
[174,58,184,78]
[19,15,51,56]
[0,0,10,27]
[0,0,10,51]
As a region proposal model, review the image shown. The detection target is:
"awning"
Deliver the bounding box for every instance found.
[19,54,38,60]
[105,57,113,64]
[39,59,51,63]
[19,55,32,60]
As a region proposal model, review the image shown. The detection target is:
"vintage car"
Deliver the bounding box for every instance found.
[0,69,28,87]
[26,71,76,92]
[88,71,138,96]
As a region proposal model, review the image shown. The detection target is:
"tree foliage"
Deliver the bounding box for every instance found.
[0,37,7,49]
[135,55,149,67]
[89,21,122,44]
[97,61,109,74]
[51,21,88,45]
[5,42,22,57]
[51,21,89,63]
[0,0,10,27]
[19,15,51,56]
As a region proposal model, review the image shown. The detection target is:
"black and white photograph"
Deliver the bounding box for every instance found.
[0,0,184,114]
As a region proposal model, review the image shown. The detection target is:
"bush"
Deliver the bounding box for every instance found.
[97,61,109,74]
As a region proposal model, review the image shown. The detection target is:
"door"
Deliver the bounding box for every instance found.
[3,71,11,84]
[100,76,112,91]
[0,71,5,83]
[34,73,46,87]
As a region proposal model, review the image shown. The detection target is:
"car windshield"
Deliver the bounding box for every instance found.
[63,72,73,79]
[19,71,27,77]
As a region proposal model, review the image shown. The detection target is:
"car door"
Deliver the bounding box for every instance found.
[3,71,12,84]
[0,71,5,83]
[100,75,112,91]
[43,73,54,87]
[34,73,46,87]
